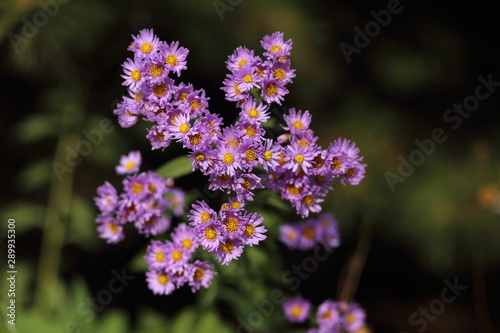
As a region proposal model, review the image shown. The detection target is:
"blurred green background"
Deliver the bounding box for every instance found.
[1,0,499,332]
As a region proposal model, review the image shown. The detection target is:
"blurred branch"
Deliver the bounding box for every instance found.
[337,215,373,302]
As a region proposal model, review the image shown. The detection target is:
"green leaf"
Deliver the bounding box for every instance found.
[0,202,45,234]
[16,158,52,192]
[170,307,196,333]
[155,155,193,179]
[16,114,58,144]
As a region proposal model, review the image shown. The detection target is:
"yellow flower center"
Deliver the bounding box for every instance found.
[294,154,304,164]
[131,69,141,81]
[189,133,202,146]
[245,149,257,162]
[242,179,252,190]
[223,152,235,165]
[221,240,234,253]
[224,217,239,232]
[190,99,202,112]
[273,68,286,81]
[270,44,281,53]
[302,195,314,206]
[291,305,302,318]
[217,174,231,183]
[140,43,153,53]
[287,184,301,196]
[144,216,156,227]
[152,84,167,97]
[346,313,356,324]
[155,251,165,262]
[233,82,242,95]
[312,155,324,168]
[303,227,315,240]
[231,201,241,209]
[244,224,255,237]
[172,250,182,262]
[346,168,355,178]
[148,183,156,193]
[134,92,142,101]
[248,108,259,118]
[266,83,278,96]
[149,64,163,77]
[195,153,206,162]
[278,152,286,166]
[179,123,190,134]
[243,75,253,83]
[226,138,239,148]
[287,231,296,240]
[194,268,205,281]
[331,157,342,170]
[204,227,217,241]
[178,92,188,101]
[108,223,119,234]
[125,161,135,170]
[165,54,178,66]
[200,212,211,223]
[182,239,192,250]
[262,151,272,161]
[157,273,168,285]
[245,125,256,138]
[292,120,304,130]
[131,183,143,194]
[237,58,247,68]
[322,310,332,319]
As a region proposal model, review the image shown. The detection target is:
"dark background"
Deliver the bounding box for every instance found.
[1,0,499,332]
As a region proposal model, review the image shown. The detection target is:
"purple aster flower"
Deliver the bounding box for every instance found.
[268,60,296,84]
[199,112,224,140]
[187,260,217,292]
[214,238,244,265]
[187,148,215,172]
[95,181,118,214]
[283,296,311,323]
[164,241,190,273]
[184,89,210,117]
[188,201,217,226]
[316,212,341,248]
[295,190,324,218]
[261,32,293,59]
[146,125,172,150]
[217,143,243,176]
[222,78,249,102]
[144,60,168,85]
[226,46,258,71]
[340,302,366,332]
[121,58,145,91]
[284,142,316,174]
[135,212,171,237]
[239,98,270,123]
[159,41,189,76]
[241,212,267,246]
[236,119,265,140]
[181,122,211,151]
[330,138,362,162]
[114,97,140,128]
[341,163,366,186]
[129,29,161,58]
[261,80,288,105]
[234,173,263,202]
[283,108,312,135]
[145,269,176,295]
[145,240,169,270]
[143,171,167,199]
[171,223,198,254]
[317,300,340,329]
[96,215,124,244]
[279,224,300,249]
[173,82,194,106]
[123,173,149,200]
[259,139,281,172]
[297,218,321,250]
[116,151,142,175]
[230,66,262,92]
[168,113,192,141]
[220,211,244,239]
[196,222,224,252]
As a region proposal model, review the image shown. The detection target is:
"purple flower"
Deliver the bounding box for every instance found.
[187,260,217,292]
[230,66,262,92]
[171,223,198,254]
[166,187,186,217]
[135,212,171,237]
[94,181,118,214]
[297,218,321,250]
[116,151,142,175]
[283,296,311,323]
[226,46,258,71]
[121,58,145,91]
[196,222,224,251]
[215,238,244,265]
[284,142,316,174]
[317,300,340,329]
[241,212,267,246]
[340,302,366,332]
[261,80,288,105]
[261,32,293,59]
[146,125,172,150]
[283,108,312,135]
[341,163,366,186]
[145,240,169,270]
[164,241,190,273]
[188,200,217,226]
[239,98,270,123]
[159,41,189,76]
[129,29,160,58]
[96,216,124,244]
[146,269,176,295]
[114,98,140,128]
[279,224,300,248]
[268,60,296,84]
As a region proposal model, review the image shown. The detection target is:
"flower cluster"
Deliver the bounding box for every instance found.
[94,151,185,243]
[265,109,366,217]
[188,199,267,265]
[283,297,366,333]
[279,212,340,250]
[145,223,216,295]
[222,31,295,105]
